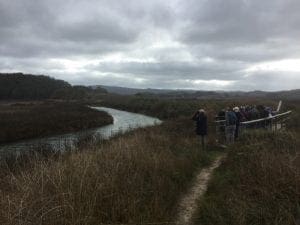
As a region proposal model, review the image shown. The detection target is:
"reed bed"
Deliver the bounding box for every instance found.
[0,102,113,143]
[0,119,218,225]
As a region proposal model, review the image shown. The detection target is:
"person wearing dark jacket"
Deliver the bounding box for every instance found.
[192,109,208,149]
[233,106,242,139]
[225,107,237,144]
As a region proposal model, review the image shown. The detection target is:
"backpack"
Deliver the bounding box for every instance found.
[227,111,237,125]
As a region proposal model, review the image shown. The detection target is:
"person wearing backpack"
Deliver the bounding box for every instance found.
[192,109,208,150]
[225,107,237,144]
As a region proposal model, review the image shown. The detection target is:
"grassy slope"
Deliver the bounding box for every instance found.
[0,96,292,224]
[194,101,300,225]
[0,118,219,225]
[0,102,113,143]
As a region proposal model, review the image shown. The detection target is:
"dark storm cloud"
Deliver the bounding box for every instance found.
[0,0,299,90]
[180,0,300,45]
[90,60,246,80]
[179,0,300,64]
[57,20,136,43]
[0,0,141,58]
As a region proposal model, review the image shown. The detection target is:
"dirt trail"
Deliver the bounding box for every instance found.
[176,155,224,225]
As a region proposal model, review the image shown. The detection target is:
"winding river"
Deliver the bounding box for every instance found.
[0,107,162,159]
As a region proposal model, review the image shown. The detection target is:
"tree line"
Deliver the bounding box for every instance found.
[0,73,107,100]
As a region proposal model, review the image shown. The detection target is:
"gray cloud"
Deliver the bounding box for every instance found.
[90,60,247,81]
[0,0,141,58]
[180,0,300,45]
[229,71,300,91]
[0,0,299,91]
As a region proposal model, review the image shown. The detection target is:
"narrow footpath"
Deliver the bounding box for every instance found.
[176,155,224,225]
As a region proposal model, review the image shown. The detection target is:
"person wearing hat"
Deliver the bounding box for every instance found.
[233,106,242,139]
[192,109,208,150]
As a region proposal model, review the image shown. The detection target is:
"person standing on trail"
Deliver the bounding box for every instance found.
[225,107,237,144]
[233,107,242,140]
[192,109,208,150]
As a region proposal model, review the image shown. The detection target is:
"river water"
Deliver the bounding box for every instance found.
[0,107,161,159]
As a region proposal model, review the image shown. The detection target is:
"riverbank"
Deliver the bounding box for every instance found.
[0,101,113,143]
[0,118,220,225]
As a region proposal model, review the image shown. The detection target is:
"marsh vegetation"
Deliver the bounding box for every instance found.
[0,102,113,143]
[0,119,218,225]
[0,84,299,225]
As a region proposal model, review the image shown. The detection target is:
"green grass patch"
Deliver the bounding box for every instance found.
[194,131,300,225]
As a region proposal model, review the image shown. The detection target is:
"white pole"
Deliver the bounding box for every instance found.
[276,100,282,112]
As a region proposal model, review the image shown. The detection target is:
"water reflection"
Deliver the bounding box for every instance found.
[0,107,161,159]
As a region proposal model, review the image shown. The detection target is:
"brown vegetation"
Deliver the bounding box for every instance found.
[0,96,297,225]
[0,119,218,225]
[0,102,113,143]
[100,94,279,119]
[193,100,300,225]
[194,129,300,225]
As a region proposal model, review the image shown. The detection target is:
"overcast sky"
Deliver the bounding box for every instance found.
[1,0,300,91]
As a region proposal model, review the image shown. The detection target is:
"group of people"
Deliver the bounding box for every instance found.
[192,105,276,149]
[217,105,275,123]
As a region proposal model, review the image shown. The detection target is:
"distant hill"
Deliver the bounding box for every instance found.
[267,89,300,100]
[93,85,178,95]
[52,85,107,100]
[1,73,298,101]
[94,85,300,100]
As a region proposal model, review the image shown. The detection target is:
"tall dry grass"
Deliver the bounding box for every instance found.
[194,130,300,225]
[0,119,217,225]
